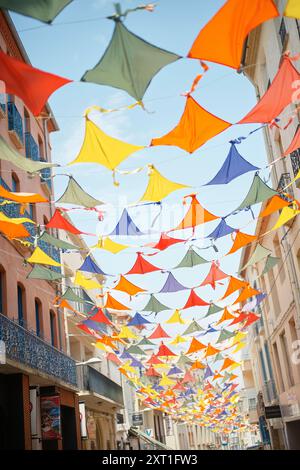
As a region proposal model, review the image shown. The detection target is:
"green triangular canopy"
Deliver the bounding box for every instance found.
[175,247,208,269]
[56,176,103,208]
[205,303,223,318]
[38,231,79,251]
[182,320,204,335]
[27,265,64,281]
[213,352,225,363]
[0,136,57,173]
[261,255,280,276]
[0,0,73,23]
[137,336,155,347]
[236,174,277,211]
[126,345,146,356]
[142,295,169,314]
[81,21,181,102]
[221,371,231,383]
[176,352,193,368]
[216,329,236,343]
[240,243,272,271]
[61,287,92,304]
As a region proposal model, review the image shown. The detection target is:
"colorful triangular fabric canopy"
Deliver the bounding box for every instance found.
[240,243,272,270]
[89,308,112,325]
[38,231,79,251]
[200,262,228,289]
[227,231,257,255]
[260,195,290,218]
[284,0,300,18]
[139,165,189,202]
[175,247,208,268]
[182,289,210,309]
[205,303,223,317]
[152,233,185,251]
[239,55,300,124]
[170,194,219,233]
[151,96,231,153]
[26,246,61,267]
[78,255,108,276]
[27,265,63,281]
[271,206,300,231]
[188,0,278,69]
[61,287,88,303]
[157,342,176,357]
[148,324,170,340]
[94,237,129,254]
[186,337,206,355]
[206,218,236,241]
[56,176,103,208]
[0,0,73,23]
[261,255,280,276]
[205,143,259,185]
[182,320,203,335]
[73,271,103,290]
[81,20,180,102]
[46,209,86,235]
[0,49,71,115]
[159,272,188,293]
[128,313,152,327]
[166,309,186,324]
[221,277,248,300]
[109,209,145,236]
[69,115,143,171]
[0,221,30,240]
[104,293,130,311]
[284,126,300,155]
[127,252,161,275]
[235,174,277,212]
[216,329,236,343]
[142,294,170,314]
[0,185,47,204]
[113,275,145,296]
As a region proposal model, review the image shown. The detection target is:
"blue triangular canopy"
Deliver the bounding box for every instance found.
[168,366,183,376]
[159,272,188,293]
[78,255,109,276]
[206,218,236,240]
[205,143,259,185]
[82,319,105,333]
[127,312,152,326]
[130,358,145,368]
[120,350,133,360]
[109,209,145,236]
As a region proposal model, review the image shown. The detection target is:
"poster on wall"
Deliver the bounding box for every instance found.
[40,395,61,440]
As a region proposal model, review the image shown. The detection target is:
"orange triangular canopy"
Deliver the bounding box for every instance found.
[204,343,221,358]
[221,276,249,300]
[152,233,185,250]
[191,359,206,370]
[0,185,48,204]
[233,286,261,305]
[0,49,72,116]
[220,357,236,371]
[46,209,85,235]
[0,221,30,239]
[104,293,131,311]
[188,0,278,69]
[260,195,290,218]
[239,55,300,123]
[200,262,228,289]
[126,252,161,275]
[213,373,223,381]
[186,337,207,354]
[148,324,170,340]
[151,96,231,153]
[182,289,210,309]
[170,194,219,233]
[227,231,257,255]
[216,308,235,325]
[113,275,145,296]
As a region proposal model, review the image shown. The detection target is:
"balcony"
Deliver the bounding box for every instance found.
[25,132,39,161]
[40,167,52,192]
[290,148,300,178]
[262,379,278,404]
[277,172,294,200]
[0,312,77,386]
[79,364,124,406]
[7,102,24,149]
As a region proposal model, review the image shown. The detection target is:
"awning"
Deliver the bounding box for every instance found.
[129,426,173,450]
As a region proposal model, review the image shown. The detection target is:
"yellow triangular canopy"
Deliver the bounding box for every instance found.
[92,236,129,254]
[170,334,187,344]
[271,206,300,231]
[69,115,144,171]
[73,271,103,290]
[0,212,35,225]
[284,0,300,18]
[231,331,247,345]
[166,309,186,324]
[231,342,246,354]
[118,325,138,340]
[27,247,61,267]
[140,164,189,202]
[159,373,176,387]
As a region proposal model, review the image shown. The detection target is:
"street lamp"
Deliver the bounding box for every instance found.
[76,357,103,366]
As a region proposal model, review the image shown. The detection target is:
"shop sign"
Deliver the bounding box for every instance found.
[132,413,143,426]
[40,395,61,440]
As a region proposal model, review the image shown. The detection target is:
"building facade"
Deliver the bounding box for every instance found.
[240,0,300,449]
[0,11,81,450]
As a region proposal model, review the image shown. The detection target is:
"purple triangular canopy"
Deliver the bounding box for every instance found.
[120,350,133,360]
[159,272,188,293]
[206,218,236,240]
[109,209,145,236]
[205,143,259,185]
[78,255,109,275]
[130,358,145,368]
[82,319,105,333]
[204,365,214,380]
[168,366,183,376]
[127,312,152,326]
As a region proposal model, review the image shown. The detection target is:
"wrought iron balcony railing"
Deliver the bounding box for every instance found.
[290,148,300,178]
[277,172,294,200]
[7,102,24,147]
[79,364,124,405]
[25,132,39,161]
[0,312,77,386]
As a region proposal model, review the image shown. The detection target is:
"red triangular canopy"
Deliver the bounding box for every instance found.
[173,381,186,391]
[157,342,176,357]
[284,126,300,156]
[146,353,163,365]
[170,194,219,233]
[126,252,161,275]
[77,323,94,336]
[104,293,130,311]
[151,96,232,153]
[90,308,112,325]
[183,289,210,309]
[145,366,161,377]
[243,313,260,328]
[148,324,170,339]
[0,49,72,116]
[152,233,185,251]
[239,55,300,124]
[46,209,85,235]
[188,0,279,69]
[228,311,248,326]
[200,262,228,289]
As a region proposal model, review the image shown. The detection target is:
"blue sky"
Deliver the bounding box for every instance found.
[10,1,270,352]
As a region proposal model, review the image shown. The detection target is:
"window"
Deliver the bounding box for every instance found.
[50,310,57,347]
[38,135,44,160]
[24,108,30,133]
[29,203,36,222]
[11,172,19,192]
[248,398,256,410]
[0,267,6,315]
[35,299,42,337]
[17,283,26,327]
[273,341,284,393]
[280,331,295,388]
[274,234,285,283]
